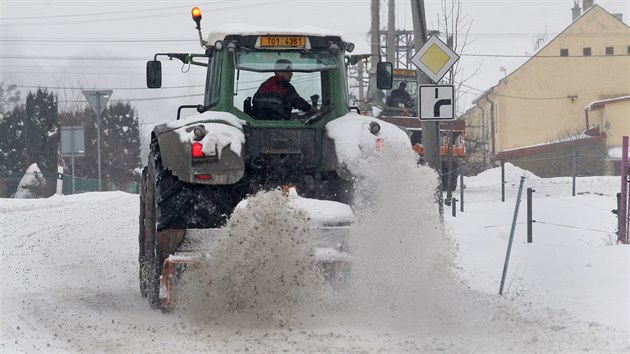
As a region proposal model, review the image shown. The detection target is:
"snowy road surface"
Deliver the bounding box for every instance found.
[1,158,629,353]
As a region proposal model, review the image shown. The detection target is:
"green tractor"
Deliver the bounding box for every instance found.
[138,7,409,310]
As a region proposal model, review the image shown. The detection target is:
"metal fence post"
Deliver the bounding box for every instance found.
[452,198,457,217]
[501,159,506,202]
[460,165,464,212]
[572,151,578,196]
[527,187,534,243]
[499,176,526,295]
[619,136,628,243]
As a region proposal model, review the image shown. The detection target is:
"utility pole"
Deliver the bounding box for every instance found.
[371,0,380,70]
[357,60,365,101]
[411,0,442,186]
[386,0,396,64]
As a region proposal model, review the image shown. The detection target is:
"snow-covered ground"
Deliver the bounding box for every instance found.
[1,151,628,352]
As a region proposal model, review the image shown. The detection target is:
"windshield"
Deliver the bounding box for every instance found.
[393,78,418,102]
[234,70,322,115]
[233,49,331,116]
[235,49,338,72]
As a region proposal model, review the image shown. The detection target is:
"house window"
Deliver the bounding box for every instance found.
[605,46,614,55]
[560,48,569,57]
[583,47,591,56]
[627,45,630,54]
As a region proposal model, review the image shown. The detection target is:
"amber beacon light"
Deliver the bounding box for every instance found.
[191,7,202,28]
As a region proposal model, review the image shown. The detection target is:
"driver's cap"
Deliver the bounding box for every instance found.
[274,59,293,71]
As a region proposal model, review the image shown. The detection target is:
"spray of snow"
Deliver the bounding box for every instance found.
[176,141,471,331]
[177,190,335,327]
[340,145,464,329]
[175,140,472,329]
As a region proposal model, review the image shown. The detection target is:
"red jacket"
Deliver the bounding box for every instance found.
[252,76,311,120]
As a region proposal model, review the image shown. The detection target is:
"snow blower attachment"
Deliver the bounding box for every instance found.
[156,191,354,311]
[139,7,408,311]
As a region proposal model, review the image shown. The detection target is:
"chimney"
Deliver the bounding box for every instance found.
[572,2,582,21]
[583,0,594,12]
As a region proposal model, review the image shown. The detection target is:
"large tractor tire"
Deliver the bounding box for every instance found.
[139,141,241,308]
[142,147,162,308]
[138,167,150,298]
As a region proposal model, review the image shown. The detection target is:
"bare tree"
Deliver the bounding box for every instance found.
[431,0,485,193]
[435,0,481,115]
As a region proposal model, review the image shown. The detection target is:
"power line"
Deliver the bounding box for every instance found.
[1,3,202,21]
[457,82,573,101]
[0,38,197,44]
[15,84,205,91]
[4,31,629,42]
[0,55,147,61]
[3,76,318,94]
[462,53,630,58]
[6,93,205,104]
[0,1,284,26]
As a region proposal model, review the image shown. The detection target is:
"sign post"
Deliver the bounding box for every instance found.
[61,125,85,194]
[82,90,112,192]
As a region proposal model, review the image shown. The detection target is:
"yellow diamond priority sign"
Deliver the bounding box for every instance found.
[411,35,459,83]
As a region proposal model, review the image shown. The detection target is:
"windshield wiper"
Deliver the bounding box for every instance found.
[300,49,325,64]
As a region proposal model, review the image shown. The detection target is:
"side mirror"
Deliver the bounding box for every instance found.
[146,60,162,89]
[376,62,393,90]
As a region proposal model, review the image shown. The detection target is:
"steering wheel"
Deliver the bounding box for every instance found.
[304,105,334,125]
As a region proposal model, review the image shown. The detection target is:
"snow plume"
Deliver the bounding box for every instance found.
[177,190,334,327]
[342,144,465,329]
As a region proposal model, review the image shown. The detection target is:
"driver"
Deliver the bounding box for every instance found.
[252,59,318,120]
[388,81,413,107]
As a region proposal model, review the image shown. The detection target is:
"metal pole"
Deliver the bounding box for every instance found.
[527,187,534,243]
[358,61,365,101]
[499,176,526,295]
[386,0,396,64]
[370,0,380,68]
[451,198,457,217]
[71,126,76,194]
[71,149,76,194]
[501,159,506,202]
[619,136,628,243]
[460,169,464,212]
[572,151,578,196]
[411,0,442,216]
[616,192,622,238]
[96,97,102,191]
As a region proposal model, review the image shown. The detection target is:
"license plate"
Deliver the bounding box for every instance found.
[260,36,305,48]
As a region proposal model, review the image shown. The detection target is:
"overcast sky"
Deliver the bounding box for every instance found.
[1,0,628,125]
